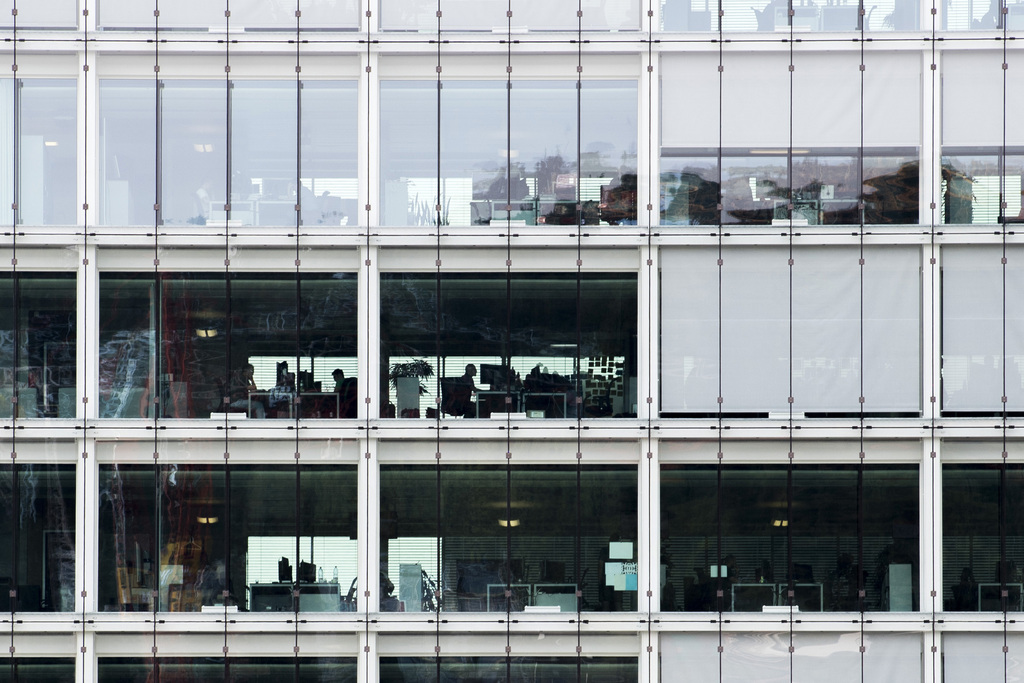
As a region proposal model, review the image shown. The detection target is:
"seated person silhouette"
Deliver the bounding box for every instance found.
[442,364,477,417]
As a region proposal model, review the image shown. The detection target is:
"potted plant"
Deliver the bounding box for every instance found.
[389,359,434,417]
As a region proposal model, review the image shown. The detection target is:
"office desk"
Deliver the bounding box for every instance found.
[249,582,342,612]
[476,390,520,418]
[523,392,568,418]
[731,582,823,612]
[732,583,776,611]
[296,392,340,418]
[534,583,577,612]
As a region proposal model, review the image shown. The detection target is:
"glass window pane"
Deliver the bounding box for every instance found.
[0,464,76,612]
[0,80,12,227]
[380,273,636,419]
[20,80,77,226]
[301,82,358,227]
[99,273,357,420]
[380,81,636,227]
[380,465,637,613]
[0,659,76,682]
[230,82,297,227]
[379,657,638,682]
[99,80,157,227]
[230,0,360,30]
[941,246,1024,414]
[659,157,719,226]
[0,0,78,28]
[944,462,1024,612]
[161,82,227,226]
[235,466,357,613]
[98,463,227,612]
[0,273,78,418]
[98,462,157,611]
[99,274,155,418]
[662,464,918,614]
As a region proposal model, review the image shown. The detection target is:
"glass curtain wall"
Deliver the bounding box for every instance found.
[943,459,1024,612]
[380,273,637,419]
[661,462,920,612]
[380,81,638,228]
[99,80,357,227]
[0,273,77,418]
[660,246,921,417]
[379,465,638,613]
[659,51,920,227]
[98,272,358,419]
[660,0,919,30]
[97,462,357,613]
[0,80,77,227]
[97,658,357,681]
[379,657,638,682]
[0,659,76,682]
[0,463,76,612]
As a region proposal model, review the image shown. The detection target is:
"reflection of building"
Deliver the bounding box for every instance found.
[3,1,1024,682]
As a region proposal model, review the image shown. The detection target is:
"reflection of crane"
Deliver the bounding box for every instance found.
[420,569,440,612]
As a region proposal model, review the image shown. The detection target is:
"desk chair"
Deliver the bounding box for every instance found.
[440,378,473,417]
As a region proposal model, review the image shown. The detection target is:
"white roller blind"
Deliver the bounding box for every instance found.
[661,246,920,414]
[942,246,1024,412]
[722,52,791,148]
[661,53,722,148]
[942,51,1007,146]
[944,634,1024,683]
[661,247,789,413]
[864,51,921,146]
[793,247,920,413]
[792,54,862,147]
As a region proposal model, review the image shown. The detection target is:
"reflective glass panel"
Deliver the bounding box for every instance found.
[98,273,357,419]
[230,0,361,29]
[301,82,358,227]
[230,82,298,227]
[380,81,637,227]
[661,152,918,226]
[98,464,228,612]
[379,0,639,30]
[97,0,223,29]
[0,659,76,682]
[380,273,637,419]
[99,463,358,613]
[945,0,1007,29]
[0,80,10,227]
[161,81,227,226]
[942,153,1024,224]
[660,0,916,31]
[941,246,1024,415]
[379,657,638,682]
[660,157,719,225]
[99,80,157,227]
[661,464,919,612]
[944,463,1024,611]
[0,0,78,28]
[380,465,638,612]
[19,80,77,226]
[0,273,77,418]
[97,658,357,682]
[0,464,76,611]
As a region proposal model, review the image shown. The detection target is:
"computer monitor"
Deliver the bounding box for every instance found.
[479,364,511,389]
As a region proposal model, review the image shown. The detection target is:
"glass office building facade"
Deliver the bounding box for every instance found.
[1,0,1023,681]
